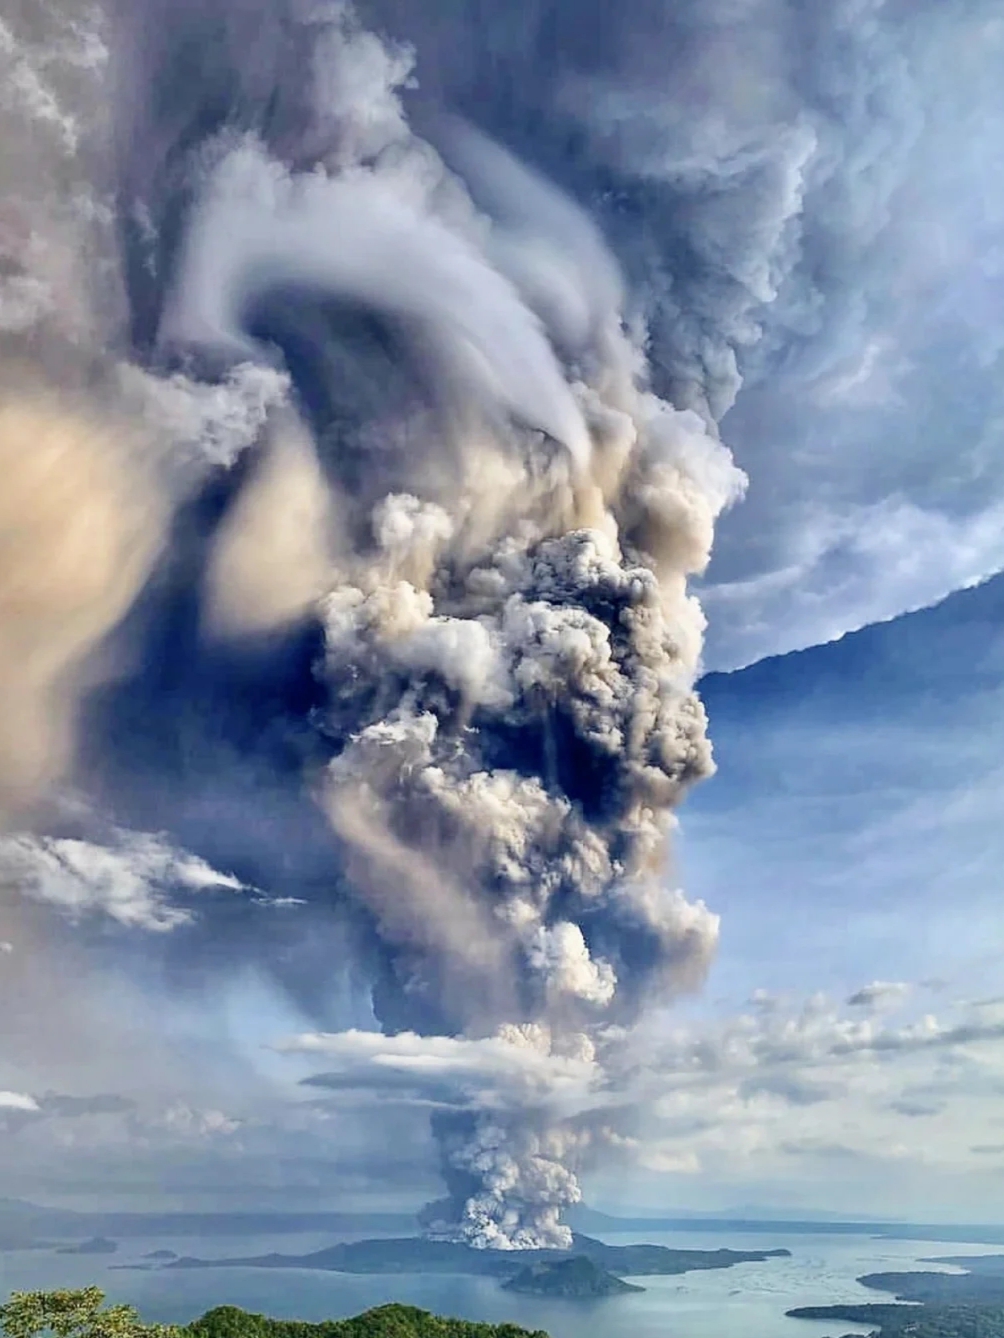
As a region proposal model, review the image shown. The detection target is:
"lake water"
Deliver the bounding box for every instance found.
[0,1228,992,1338]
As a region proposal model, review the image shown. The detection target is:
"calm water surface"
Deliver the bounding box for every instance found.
[0,1228,992,1338]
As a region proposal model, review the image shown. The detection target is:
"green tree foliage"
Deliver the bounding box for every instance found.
[789,1301,1004,1337]
[0,1289,178,1338]
[185,1305,548,1338]
[1,1296,547,1338]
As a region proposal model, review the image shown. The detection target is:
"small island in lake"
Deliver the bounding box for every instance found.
[502,1255,644,1297]
[166,1231,790,1294]
[56,1237,118,1255]
[112,1248,182,1270]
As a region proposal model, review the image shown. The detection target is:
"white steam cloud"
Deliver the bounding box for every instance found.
[160,138,594,470]
[0,829,247,932]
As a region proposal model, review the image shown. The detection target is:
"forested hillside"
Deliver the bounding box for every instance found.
[187,1305,548,1338]
[0,1291,548,1338]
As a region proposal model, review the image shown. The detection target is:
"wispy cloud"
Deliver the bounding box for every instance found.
[274,985,1004,1210]
[278,1028,604,1121]
[0,829,248,931]
[848,981,912,1010]
[0,1091,38,1112]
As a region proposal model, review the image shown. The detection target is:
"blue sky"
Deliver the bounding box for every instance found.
[686,572,1004,1009]
[584,574,1004,1218]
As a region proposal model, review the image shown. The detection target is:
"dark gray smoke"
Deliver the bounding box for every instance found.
[2,0,997,1248]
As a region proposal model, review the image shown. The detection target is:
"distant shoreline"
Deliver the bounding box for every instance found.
[4,1196,1004,1255]
[788,1251,1004,1336]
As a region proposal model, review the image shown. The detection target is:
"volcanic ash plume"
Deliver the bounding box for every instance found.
[0,395,164,817]
[309,403,735,1244]
[3,0,744,1249]
[0,0,168,820]
[0,0,282,824]
[126,0,745,1250]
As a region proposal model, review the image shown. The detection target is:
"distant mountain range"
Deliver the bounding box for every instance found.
[571,1203,890,1223]
[567,1204,1004,1244]
[3,1195,1004,1250]
[0,1197,416,1249]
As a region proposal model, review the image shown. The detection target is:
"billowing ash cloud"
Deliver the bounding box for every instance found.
[0,394,163,815]
[0,0,289,820]
[282,1025,607,1247]
[59,0,751,1249]
[153,4,737,1239]
[3,0,999,1249]
[357,0,1004,668]
[0,0,740,1249]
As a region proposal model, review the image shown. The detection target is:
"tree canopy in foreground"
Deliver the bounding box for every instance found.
[0,1293,548,1338]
